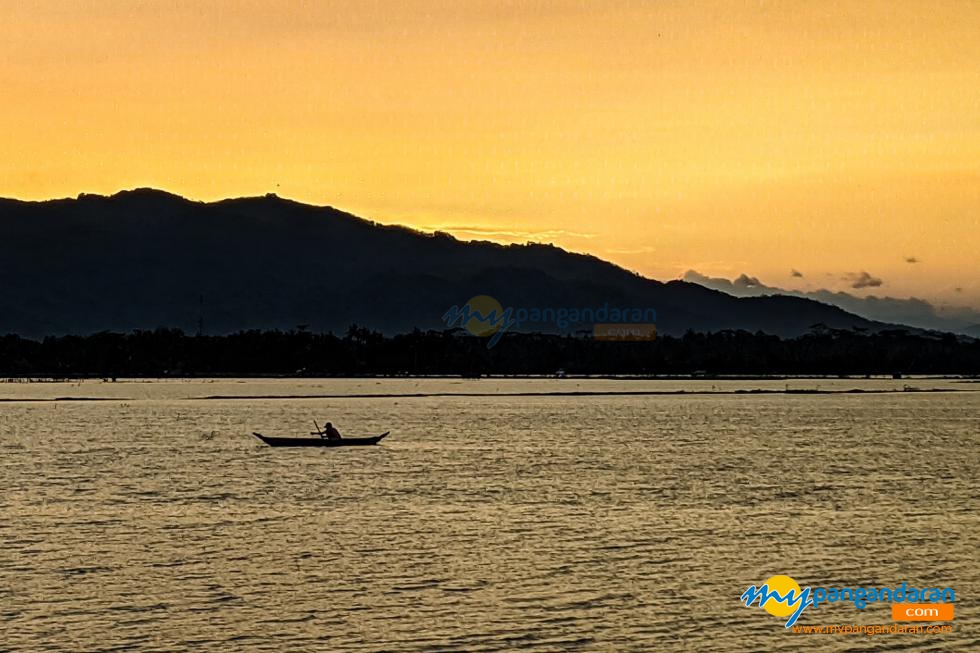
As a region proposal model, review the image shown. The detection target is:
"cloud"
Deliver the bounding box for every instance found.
[683,269,980,334]
[605,245,658,255]
[791,269,804,278]
[683,270,737,293]
[684,270,768,293]
[905,256,919,264]
[687,268,886,298]
[734,273,762,288]
[846,271,883,289]
[431,225,596,241]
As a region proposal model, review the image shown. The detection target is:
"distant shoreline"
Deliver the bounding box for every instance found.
[2,329,979,377]
[2,374,979,383]
[1,386,977,403]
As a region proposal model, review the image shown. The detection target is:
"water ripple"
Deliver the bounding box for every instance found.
[1,380,976,652]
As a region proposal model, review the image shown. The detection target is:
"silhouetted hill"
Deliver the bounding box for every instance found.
[1,189,901,338]
[683,270,980,336]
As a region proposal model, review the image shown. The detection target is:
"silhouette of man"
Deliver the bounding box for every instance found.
[323,422,342,441]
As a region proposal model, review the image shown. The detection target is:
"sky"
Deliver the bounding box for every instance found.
[2,0,978,308]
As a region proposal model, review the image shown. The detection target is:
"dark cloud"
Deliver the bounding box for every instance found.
[791,269,804,278]
[685,270,766,292]
[734,273,762,288]
[683,269,979,334]
[846,271,883,289]
[905,256,919,264]
[683,270,735,293]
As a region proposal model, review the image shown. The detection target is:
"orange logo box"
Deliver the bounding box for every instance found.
[892,604,954,621]
[594,323,657,341]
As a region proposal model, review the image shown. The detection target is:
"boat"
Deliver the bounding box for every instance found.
[253,431,390,448]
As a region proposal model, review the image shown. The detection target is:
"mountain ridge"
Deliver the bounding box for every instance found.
[0,189,924,339]
[684,270,980,337]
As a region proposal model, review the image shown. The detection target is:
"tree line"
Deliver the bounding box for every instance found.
[0,326,977,377]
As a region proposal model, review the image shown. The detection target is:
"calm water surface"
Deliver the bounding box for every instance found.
[1,379,977,651]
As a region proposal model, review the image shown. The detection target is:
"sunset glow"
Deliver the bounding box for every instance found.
[2,0,978,305]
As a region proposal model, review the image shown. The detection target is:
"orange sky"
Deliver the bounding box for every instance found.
[2,1,978,307]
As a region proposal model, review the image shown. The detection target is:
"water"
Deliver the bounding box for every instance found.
[2,379,977,651]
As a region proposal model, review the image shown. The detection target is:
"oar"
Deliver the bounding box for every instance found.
[313,419,323,438]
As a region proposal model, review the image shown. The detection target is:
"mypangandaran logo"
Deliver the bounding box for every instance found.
[459,295,505,338]
[442,295,657,348]
[740,575,956,628]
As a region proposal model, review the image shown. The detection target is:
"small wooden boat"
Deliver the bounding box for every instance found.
[253,432,390,448]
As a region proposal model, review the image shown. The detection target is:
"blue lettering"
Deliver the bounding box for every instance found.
[486,307,515,348]
[515,308,528,327]
[740,584,814,628]
[812,587,826,608]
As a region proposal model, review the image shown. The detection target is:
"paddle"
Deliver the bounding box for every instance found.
[313,419,324,439]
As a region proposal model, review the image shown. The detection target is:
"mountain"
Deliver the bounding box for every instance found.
[683,270,980,337]
[0,189,904,339]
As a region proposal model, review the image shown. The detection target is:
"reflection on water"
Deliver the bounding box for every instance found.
[1,380,976,651]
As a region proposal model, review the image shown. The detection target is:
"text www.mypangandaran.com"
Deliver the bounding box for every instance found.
[791,624,953,635]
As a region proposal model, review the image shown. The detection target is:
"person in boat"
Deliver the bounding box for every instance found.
[322,422,342,441]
